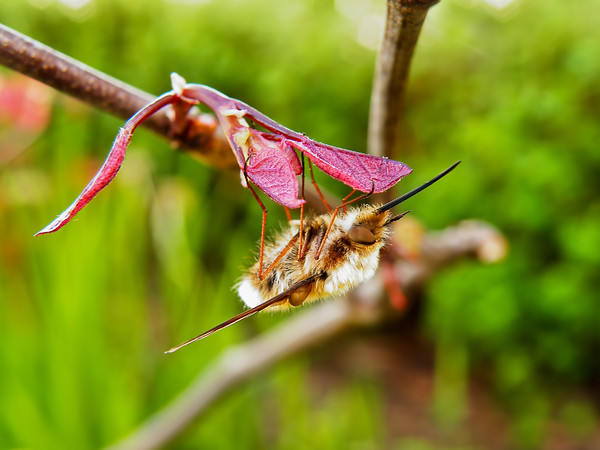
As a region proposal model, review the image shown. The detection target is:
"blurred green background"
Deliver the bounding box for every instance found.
[1,0,599,448]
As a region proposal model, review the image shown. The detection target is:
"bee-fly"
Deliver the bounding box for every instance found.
[165,161,460,353]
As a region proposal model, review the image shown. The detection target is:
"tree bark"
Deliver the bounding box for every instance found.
[368,0,440,159]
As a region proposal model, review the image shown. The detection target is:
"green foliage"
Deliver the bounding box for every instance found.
[1,0,599,448]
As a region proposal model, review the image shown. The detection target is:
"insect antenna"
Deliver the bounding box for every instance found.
[377,161,461,214]
[165,272,325,353]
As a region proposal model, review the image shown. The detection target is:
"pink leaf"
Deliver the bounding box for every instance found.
[35,127,132,235]
[255,132,302,176]
[36,92,177,235]
[293,140,412,193]
[179,80,413,203]
[245,144,304,209]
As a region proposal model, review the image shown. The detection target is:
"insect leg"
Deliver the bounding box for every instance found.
[315,181,374,259]
[308,161,332,213]
[240,179,301,280]
[283,207,292,222]
[261,232,299,278]
[298,154,306,259]
[341,189,357,214]
[242,158,268,280]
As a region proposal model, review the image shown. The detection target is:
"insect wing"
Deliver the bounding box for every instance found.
[294,141,412,193]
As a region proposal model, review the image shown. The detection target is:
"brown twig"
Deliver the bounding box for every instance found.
[106,221,506,450]
[368,0,440,159]
[0,23,235,168]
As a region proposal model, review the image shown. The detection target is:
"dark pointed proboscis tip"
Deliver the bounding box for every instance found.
[376,161,461,214]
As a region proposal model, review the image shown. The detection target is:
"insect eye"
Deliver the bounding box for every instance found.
[348,225,376,245]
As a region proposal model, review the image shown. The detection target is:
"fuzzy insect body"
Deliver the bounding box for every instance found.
[238,205,393,311]
[165,162,460,353]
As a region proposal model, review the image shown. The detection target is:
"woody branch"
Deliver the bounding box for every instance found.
[0,23,235,168]
[368,0,440,161]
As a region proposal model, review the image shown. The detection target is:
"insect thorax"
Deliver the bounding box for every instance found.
[238,205,392,309]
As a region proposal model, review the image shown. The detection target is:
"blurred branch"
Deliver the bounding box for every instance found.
[368,0,440,159]
[107,221,507,450]
[0,23,236,168]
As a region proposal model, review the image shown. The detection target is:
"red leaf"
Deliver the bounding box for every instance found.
[294,140,412,193]
[36,92,177,235]
[35,127,132,235]
[245,143,305,209]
